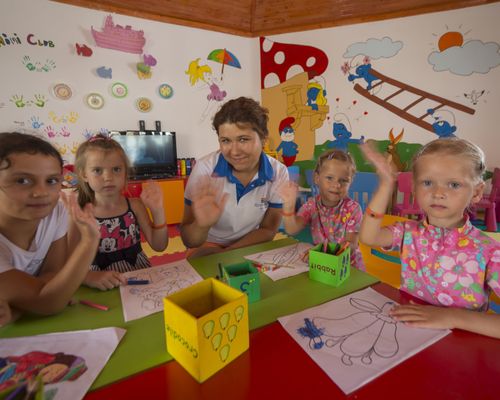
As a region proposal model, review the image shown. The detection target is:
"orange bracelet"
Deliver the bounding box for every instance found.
[281,210,295,217]
[365,207,384,219]
[151,222,167,229]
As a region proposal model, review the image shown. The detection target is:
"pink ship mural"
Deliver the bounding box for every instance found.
[91,15,146,54]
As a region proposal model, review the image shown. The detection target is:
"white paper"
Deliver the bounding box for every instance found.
[278,287,450,394]
[244,242,313,281]
[120,260,203,322]
[0,327,125,400]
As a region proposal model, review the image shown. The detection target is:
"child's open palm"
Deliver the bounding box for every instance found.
[140,181,164,211]
[61,191,100,241]
[279,181,299,208]
[361,142,397,183]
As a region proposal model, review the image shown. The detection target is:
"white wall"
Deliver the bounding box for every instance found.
[1,0,498,169]
[0,0,259,162]
[266,3,500,169]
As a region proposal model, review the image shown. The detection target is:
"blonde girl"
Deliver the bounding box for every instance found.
[360,138,500,338]
[71,135,168,290]
[280,149,365,271]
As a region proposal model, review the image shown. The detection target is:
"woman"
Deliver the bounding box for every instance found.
[181,97,289,258]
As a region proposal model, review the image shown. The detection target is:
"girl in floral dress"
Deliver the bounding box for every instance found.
[280,149,365,271]
[360,138,500,338]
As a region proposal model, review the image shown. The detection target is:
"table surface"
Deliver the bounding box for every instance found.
[84,282,500,400]
[0,238,378,391]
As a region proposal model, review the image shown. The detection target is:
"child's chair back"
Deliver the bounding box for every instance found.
[392,171,425,219]
[470,167,499,232]
[348,172,379,212]
[305,169,319,197]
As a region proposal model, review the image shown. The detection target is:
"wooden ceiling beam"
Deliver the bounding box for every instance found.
[51,0,500,37]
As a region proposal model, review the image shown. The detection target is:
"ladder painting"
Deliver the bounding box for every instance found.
[353,68,475,133]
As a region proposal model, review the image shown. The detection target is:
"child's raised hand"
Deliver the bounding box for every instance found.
[61,191,100,242]
[140,181,164,211]
[389,301,457,330]
[0,299,12,327]
[279,181,299,209]
[84,271,126,291]
[360,141,397,183]
[191,176,228,229]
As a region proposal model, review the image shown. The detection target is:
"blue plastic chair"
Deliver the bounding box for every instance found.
[287,165,300,183]
[348,172,379,212]
[305,169,319,197]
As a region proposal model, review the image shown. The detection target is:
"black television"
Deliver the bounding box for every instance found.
[110,131,177,180]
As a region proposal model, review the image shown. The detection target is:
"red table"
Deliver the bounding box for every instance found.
[85,283,500,400]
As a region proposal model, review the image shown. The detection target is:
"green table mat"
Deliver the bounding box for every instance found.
[189,238,379,330]
[0,238,378,389]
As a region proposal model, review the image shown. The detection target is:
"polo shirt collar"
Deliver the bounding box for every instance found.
[212,152,274,182]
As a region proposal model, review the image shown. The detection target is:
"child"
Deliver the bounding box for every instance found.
[0,132,100,320]
[280,149,365,271]
[360,138,500,338]
[72,135,168,290]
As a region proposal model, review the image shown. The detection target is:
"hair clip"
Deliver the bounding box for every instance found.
[88,134,111,142]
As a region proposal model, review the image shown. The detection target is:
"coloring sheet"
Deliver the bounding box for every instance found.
[278,287,450,394]
[0,327,125,400]
[120,260,203,322]
[244,242,314,281]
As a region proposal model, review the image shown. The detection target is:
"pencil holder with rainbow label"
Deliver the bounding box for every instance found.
[163,278,249,383]
[308,242,350,287]
[223,261,261,303]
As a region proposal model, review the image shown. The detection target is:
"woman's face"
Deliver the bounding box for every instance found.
[218,123,263,174]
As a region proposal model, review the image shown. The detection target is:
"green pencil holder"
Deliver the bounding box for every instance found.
[223,261,261,303]
[308,242,350,287]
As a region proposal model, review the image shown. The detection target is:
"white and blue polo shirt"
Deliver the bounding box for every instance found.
[184,151,288,245]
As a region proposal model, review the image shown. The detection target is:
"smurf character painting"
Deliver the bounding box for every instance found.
[427,108,457,137]
[328,113,364,151]
[276,117,298,167]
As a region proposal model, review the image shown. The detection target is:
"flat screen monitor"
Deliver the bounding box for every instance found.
[110,131,177,179]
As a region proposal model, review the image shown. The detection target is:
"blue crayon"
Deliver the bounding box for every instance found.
[127,279,150,285]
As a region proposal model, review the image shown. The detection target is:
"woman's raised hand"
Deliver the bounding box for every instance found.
[191,177,229,229]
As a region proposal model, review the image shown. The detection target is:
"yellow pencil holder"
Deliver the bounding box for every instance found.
[163,278,249,382]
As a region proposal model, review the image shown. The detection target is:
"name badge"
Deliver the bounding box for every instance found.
[254,197,269,211]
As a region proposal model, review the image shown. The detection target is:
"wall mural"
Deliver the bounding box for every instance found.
[185,49,241,122]
[260,37,330,162]
[260,27,499,177]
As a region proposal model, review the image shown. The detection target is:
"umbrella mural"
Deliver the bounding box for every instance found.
[207,48,241,80]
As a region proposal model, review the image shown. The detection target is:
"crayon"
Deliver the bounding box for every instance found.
[127,279,150,285]
[253,262,295,272]
[335,241,350,256]
[79,299,109,311]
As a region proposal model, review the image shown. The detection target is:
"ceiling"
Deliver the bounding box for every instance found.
[53,0,497,37]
